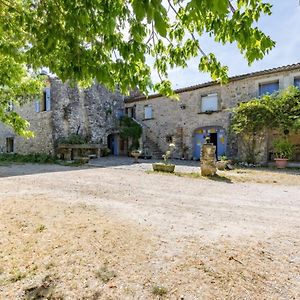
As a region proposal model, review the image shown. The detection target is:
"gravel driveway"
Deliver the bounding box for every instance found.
[0,162,299,299]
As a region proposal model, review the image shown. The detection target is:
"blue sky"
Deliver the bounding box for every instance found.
[157,0,300,89]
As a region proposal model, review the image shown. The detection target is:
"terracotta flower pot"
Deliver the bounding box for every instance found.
[274,158,288,169]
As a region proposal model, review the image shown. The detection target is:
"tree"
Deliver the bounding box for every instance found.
[0,0,275,135]
[231,86,300,162]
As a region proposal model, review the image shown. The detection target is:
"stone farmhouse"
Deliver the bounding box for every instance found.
[0,63,300,163]
[125,63,300,163]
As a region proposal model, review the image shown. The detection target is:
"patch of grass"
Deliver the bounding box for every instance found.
[36,224,46,232]
[151,285,168,297]
[147,170,233,183]
[24,275,57,300]
[58,161,85,167]
[95,266,116,283]
[9,271,26,283]
[0,153,56,164]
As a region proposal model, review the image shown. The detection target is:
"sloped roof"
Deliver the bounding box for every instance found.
[125,62,300,103]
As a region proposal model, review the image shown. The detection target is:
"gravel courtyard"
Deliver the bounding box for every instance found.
[0,161,299,299]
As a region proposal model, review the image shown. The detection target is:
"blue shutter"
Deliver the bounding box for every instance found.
[35,100,40,112]
[45,88,51,111]
[294,78,300,88]
[116,109,124,119]
[259,82,279,96]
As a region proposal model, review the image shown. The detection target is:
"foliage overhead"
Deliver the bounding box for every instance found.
[1,0,274,134]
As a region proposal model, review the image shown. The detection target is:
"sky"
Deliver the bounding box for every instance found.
[154,0,300,89]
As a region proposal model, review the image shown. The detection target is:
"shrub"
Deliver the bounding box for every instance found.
[273,138,294,160]
[58,133,86,144]
[0,153,56,164]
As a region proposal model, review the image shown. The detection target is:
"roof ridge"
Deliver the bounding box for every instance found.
[125,62,300,102]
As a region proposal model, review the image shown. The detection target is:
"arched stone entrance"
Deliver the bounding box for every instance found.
[193,126,226,160]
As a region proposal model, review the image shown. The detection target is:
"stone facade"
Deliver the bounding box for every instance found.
[125,64,300,163]
[0,78,124,156]
[1,64,300,161]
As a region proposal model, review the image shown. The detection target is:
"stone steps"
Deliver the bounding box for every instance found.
[143,138,163,159]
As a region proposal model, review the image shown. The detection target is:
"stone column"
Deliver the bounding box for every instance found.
[201,143,217,176]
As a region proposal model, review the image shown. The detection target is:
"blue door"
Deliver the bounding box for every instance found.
[193,127,226,160]
[193,130,206,160]
[216,129,226,158]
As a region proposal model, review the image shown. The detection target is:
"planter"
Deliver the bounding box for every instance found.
[152,163,175,173]
[274,158,288,169]
[216,161,227,170]
[131,150,141,163]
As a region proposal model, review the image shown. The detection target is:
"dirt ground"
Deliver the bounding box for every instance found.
[0,163,299,299]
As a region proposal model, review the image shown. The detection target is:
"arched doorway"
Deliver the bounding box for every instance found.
[193,126,226,160]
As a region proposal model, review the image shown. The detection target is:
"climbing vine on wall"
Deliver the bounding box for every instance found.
[231,86,300,162]
[119,116,142,150]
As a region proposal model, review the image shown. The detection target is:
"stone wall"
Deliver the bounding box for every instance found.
[125,67,300,162]
[50,79,124,149]
[0,103,54,155]
[0,79,124,155]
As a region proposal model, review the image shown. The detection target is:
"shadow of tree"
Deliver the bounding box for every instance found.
[206,174,233,184]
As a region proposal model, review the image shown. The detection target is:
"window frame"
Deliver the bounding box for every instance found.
[6,137,14,153]
[200,93,219,113]
[258,80,279,96]
[144,104,153,120]
[294,77,300,88]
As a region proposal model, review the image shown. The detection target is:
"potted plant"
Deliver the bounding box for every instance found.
[152,143,176,173]
[273,138,294,169]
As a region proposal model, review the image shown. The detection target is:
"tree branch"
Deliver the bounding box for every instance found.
[167,0,207,57]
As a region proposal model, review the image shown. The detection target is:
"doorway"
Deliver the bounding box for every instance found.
[6,137,14,153]
[193,127,226,160]
[209,132,218,157]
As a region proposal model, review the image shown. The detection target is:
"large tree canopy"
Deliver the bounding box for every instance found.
[0,0,274,135]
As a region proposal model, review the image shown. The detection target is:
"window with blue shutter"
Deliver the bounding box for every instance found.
[258,81,279,96]
[115,109,124,119]
[41,88,51,111]
[294,78,300,89]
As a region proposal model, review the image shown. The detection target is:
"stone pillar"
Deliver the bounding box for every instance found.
[201,143,217,176]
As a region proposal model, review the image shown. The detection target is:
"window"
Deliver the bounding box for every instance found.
[201,94,218,112]
[144,105,153,119]
[6,137,14,153]
[258,81,279,96]
[126,106,136,119]
[115,109,124,119]
[294,77,300,88]
[36,88,51,112]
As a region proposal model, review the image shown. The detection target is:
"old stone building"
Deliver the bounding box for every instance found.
[125,63,300,163]
[1,63,300,162]
[0,78,125,157]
